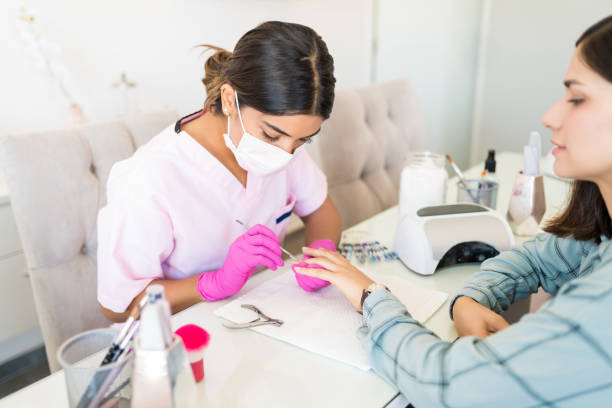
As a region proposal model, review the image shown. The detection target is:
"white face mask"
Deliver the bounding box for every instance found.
[223,92,294,175]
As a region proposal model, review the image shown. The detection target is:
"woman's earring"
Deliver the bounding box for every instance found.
[223,108,229,116]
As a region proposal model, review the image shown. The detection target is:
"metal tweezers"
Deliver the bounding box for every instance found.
[223,304,284,329]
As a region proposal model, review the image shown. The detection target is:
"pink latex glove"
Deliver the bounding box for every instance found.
[291,239,336,292]
[197,224,283,301]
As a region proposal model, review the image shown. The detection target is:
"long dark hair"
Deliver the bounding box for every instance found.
[544,15,612,243]
[200,21,335,119]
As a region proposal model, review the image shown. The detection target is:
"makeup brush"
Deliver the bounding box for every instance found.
[446,154,479,203]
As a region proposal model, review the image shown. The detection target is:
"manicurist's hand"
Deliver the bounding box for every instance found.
[197,224,284,301]
[293,247,375,311]
[452,296,510,338]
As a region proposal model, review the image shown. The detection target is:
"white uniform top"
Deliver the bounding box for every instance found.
[97,123,327,312]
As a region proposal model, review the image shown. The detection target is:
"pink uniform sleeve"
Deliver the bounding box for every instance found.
[97,166,174,313]
[288,148,328,217]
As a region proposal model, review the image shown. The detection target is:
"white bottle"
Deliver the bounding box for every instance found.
[131,286,173,408]
[131,285,196,408]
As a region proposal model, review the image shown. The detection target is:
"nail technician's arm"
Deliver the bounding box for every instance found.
[100,224,284,323]
[96,170,284,323]
[97,185,208,323]
[100,276,201,323]
[300,196,341,247]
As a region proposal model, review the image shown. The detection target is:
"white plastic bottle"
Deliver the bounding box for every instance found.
[131,285,196,408]
[131,286,173,408]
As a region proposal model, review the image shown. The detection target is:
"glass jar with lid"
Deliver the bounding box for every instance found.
[399,152,448,218]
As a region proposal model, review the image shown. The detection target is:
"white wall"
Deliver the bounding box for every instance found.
[375,0,483,169]
[471,0,612,165]
[0,0,373,136]
[1,0,486,167]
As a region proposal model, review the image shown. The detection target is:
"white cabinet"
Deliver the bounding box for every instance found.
[0,249,35,341]
[0,192,42,361]
[0,199,22,259]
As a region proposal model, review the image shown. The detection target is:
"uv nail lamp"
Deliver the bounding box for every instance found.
[394,203,515,275]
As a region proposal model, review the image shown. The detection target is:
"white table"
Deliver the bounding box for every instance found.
[0,152,570,407]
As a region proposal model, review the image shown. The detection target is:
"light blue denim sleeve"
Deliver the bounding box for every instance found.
[359,267,612,408]
[449,233,588,316]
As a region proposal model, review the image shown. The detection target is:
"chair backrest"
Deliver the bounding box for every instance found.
[0,111,178,371]
[307,78,425,229]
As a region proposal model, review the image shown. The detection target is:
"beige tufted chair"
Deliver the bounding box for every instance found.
[307,78,425,229]
[0,111,179,371]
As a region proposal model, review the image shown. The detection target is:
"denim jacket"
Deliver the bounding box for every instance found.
[358,233,612,407]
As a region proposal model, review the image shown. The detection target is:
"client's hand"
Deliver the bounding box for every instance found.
[452,296,509,338]
[293,247,374,311]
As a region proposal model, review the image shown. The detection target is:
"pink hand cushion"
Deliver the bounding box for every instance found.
[292,239,336,292]
[197,224,283,301]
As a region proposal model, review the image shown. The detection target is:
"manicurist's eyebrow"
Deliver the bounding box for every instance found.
[263,121,321,138]
[263,121,291,137]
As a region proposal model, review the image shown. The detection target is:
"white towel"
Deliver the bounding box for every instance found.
[214,266,448,370]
